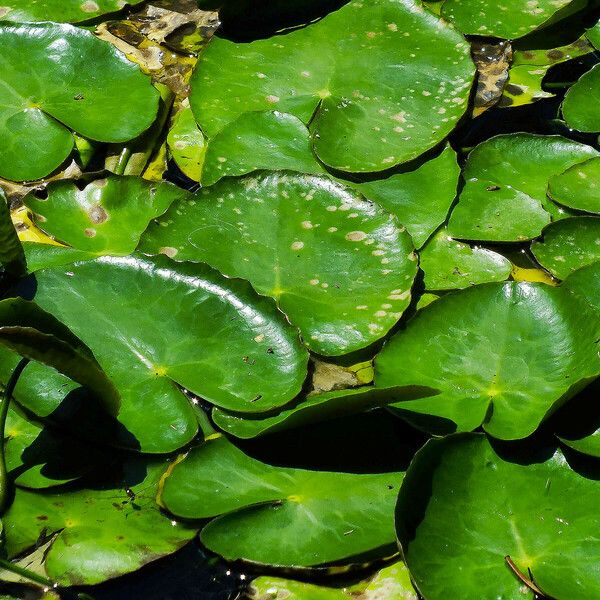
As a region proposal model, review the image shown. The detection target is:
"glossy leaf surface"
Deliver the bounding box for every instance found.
[140,172,417,355]
[548,157,600,214]
[0,23,159,181]
[190,0,474,172]
[448,134,598,241]
[396,434,600,600]
[375,281,600,439]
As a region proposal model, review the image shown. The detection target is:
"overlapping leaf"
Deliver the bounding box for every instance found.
[140,172,417,356]
[190,0,474,172]
[0,23,158,181]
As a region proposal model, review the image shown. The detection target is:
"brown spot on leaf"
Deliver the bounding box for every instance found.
[84,228,97,238]
[89,205,108,224]
[80,1,100,12]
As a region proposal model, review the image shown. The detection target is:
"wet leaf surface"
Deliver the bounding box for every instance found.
[532,217,600,279]
[24,176,188,255]
[548,156,600,214]
[3,457,196,585]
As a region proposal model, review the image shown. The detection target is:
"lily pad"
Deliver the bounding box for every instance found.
[0,1,145,23]
[353,145,460,248]
[212,385,437,439]
[190,0,474,172]
[440,0,581,39]
[140,172,417,356]
[6,254,307,452]
[22,243,96,272]
[202,111,324,186]
[0,188,26,277]
[563,64,600,132]
[447,134,599,241]
[249,562,418,600]
[531,217,600,279]
[375,280,600,439]
[5,408,102,489]
[161,434,400,566]
[548,157,600,213]
[167,103,206,183]
[419,228,512,290]
[3,457,196,585]
[0,23,159,181]
[396,433,600,600]
[24,177,188,255]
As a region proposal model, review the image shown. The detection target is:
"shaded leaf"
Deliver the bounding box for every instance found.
[161,434,400,566]
[0,189,26,277]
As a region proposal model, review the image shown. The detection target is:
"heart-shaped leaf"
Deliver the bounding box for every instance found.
[0,189,26,277]
[448,134,598,241]
[24,177,188,255]
[6,254,307,452]
[441,0,581,39]
[531,217,600,279]
[0,23,159,181]
[212,385,437,439]
[563,64,600,132]
[419,228,512,290]
[353,145,460,248]
[161,434,400,566]
[396,433,600,599]
[0,0,145,23]
[190,0,474,172]
[548,156,600,214]
[140,172,417,356]
[375,280,600,439]
[3,457,196,585]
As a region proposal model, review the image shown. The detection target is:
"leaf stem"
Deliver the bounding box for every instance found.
[0,557,55,588]
[0,357,29,514]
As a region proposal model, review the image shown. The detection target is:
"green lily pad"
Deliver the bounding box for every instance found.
[531,217,600,279]
[0,1,145,23]
[140,172,417,356]
[22,243,96,273]
[250,562,418,600]
[190,0,474,173]
[0,297,119,415]
[375,280,600,439]
[202,111,324,186]
[396,433,600,600]
[548,157,600,214]
[353,145,460,248]
[24,177,188,255]
[3,457,196,585]
[161,434,400,566]
[0,23,159,181]
[440,0,581,39]
[5,407,101,489]
[448,134,599,241]
[7,254,307,452]
[0,188,26,277]
[212,384,437,439]
[167,103,206,183]
[563,64,600,132]
[587,19,600,50]
[420,228,512,290]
